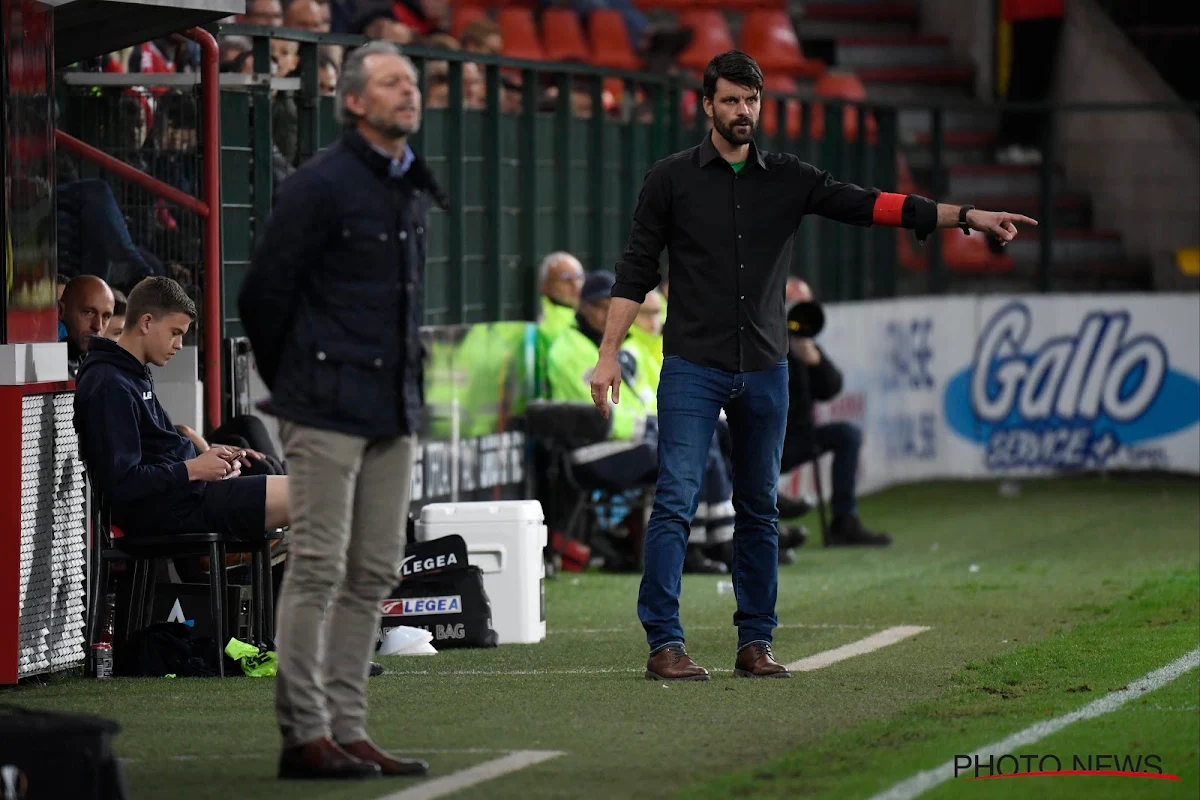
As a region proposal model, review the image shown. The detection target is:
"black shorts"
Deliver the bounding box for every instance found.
[118,476,268,540]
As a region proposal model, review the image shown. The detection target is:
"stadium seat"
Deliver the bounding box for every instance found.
[676,11,735,72]
[739,10,826,79]
[588,9,641,71]
[451,6,489,39]
[458,0,535,8]
[542,9,591,64]
[760,74,803,139]
[812,71,878,144]
[498,7,547,61]
[942,228,1014,273]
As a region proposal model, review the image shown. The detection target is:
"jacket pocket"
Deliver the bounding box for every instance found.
[311,340,398,428]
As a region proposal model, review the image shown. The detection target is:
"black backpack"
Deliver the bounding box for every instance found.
[0,705,129,800]
[380,535,498,649]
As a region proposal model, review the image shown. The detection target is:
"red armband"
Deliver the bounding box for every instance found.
[872,192,906,227]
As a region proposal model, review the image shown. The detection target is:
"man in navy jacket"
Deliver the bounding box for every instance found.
[73,277,290,538]
[238,40,442,783]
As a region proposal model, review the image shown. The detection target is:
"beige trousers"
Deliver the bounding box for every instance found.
[274,420,416,747]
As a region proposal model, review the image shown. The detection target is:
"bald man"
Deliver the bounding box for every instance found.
[60,275,116,379]
[782,279,890,547]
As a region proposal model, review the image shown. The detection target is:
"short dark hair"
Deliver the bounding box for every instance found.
[124,277,196,331]
[703,50,764,101]
[112,289,127,317]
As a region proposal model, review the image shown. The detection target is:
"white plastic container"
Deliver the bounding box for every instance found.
[415,500,547,645]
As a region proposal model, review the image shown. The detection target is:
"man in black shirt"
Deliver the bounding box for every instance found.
[589,50,1037,682]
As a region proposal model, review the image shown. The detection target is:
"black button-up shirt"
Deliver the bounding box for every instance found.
[612,133,882,373]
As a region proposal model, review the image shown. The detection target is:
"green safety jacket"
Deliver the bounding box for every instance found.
[546,325,654,442]
[535,297,577,397]
[623,326,663,392]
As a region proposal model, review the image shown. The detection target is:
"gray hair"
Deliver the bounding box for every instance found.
[538,251,580,283]
[335,40,418,127]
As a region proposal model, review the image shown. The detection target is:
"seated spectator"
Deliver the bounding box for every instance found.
[781,279,890,547]
[102,289,127,342]
[241,0,283,27]
[535,251,584,393]
[460,20,502,55]
[624,286,664,381]
[318,52,340,96]
[353,1,414,43]
[59,275,116,379]
[547,271,732,573]
[284,0,326,32]
[74,276,289,539]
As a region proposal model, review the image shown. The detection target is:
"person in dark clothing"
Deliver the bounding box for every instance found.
[592,51,1036,682]
[73,276,290,539]
[238,40,437,782]
[781,279,890,547]
[59,275,116,379]
[56,179,157,285]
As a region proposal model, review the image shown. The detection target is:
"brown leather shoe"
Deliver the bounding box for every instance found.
[278,737,382,780]
[645,644,710,681]
[734,642,791,679]
[339,739,430,777]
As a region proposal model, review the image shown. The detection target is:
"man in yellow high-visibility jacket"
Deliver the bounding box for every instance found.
[547,271,731,573]
[535,251,585,396]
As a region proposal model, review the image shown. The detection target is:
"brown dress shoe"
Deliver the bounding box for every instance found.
[645,644,711,681]
[339,739,430,777]
[278,737,382,780]
[734,643,791,679]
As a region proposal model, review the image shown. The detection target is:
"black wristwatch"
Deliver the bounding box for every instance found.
[958,205,975,235]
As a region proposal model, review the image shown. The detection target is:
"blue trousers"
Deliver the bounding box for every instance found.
[638,355,789,652]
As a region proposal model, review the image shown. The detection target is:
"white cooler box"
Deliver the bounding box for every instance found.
[415,500,547,645]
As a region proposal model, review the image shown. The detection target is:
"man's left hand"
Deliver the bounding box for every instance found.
[966,209,1038,244]
[793,339,822,366]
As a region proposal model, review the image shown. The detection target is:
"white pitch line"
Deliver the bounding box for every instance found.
[553,622,879,635]
[868,647,1200,800]
[785,625,931,672]
[375,750,565,800]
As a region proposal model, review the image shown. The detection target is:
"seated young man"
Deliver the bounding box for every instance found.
[74,276,288,538]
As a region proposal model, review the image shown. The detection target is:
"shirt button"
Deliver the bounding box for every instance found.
[373,358,383,367]
[740,295,745,300]
[399,231,408,240]
[738,234,742,239]
[740,264,744,269]
[378,233,387,241]
[316,351,326,361]
[416,226,424,234]
[737,205,741,209]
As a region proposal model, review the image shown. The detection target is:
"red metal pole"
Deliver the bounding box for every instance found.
[184,26,223,431]
[55,130,210,217]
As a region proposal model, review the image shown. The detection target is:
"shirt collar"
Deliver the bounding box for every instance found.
[697,131,768,171]
[369,141,415,179]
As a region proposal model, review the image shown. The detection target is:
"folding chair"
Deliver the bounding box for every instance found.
[525,400,655,565]
[84,470,281,677]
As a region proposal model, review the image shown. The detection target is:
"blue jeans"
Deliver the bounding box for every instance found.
[638,355,789,653]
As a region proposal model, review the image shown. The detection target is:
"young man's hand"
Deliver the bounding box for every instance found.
[186,446,241,482]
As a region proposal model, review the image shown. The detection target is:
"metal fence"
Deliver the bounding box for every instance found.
[58,24,1200,343]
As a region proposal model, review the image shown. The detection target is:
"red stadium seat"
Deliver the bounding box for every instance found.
[541,9,591,63]
[739,10,825,79]
[589,9,641,71]
[497,8,547,61]
[451,6,489,38]
[760,74,802,139]
[676,11,735,72]
[812,71,878,144]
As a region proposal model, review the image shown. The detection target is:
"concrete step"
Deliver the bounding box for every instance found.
[836,35,952,68]
[1007,230,1125,265]
[858,65,975,104]
[947,164,1064,197]
[899,109,999,141]
[798,2,919,39]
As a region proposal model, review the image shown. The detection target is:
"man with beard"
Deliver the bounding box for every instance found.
[239,40,445,781]
[590,50,1037,682]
